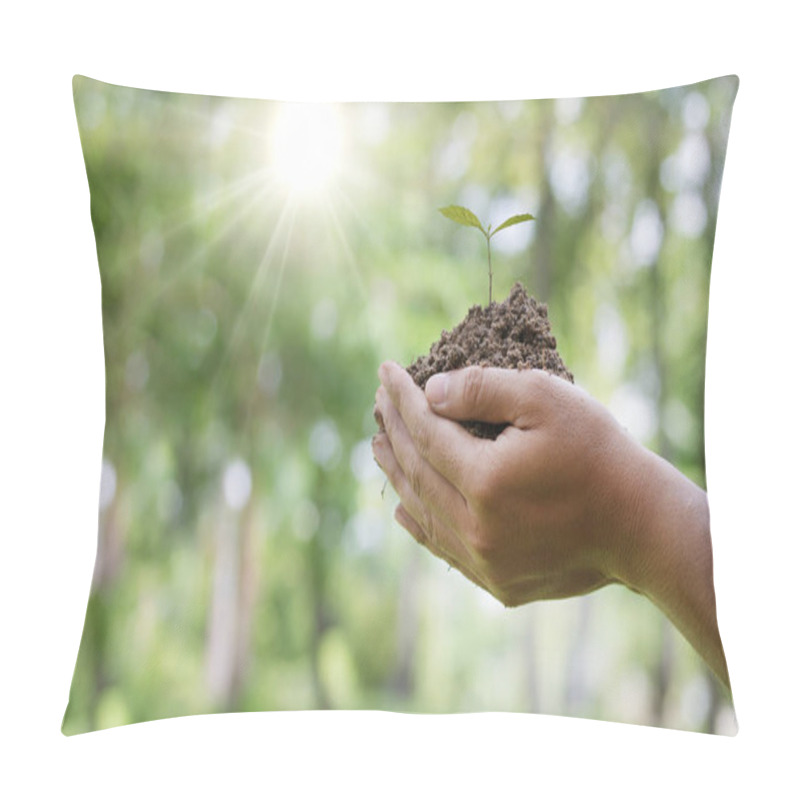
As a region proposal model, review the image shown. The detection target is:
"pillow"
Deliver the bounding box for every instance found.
[63,74,738,735]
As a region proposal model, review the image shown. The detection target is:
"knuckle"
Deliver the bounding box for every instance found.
[415,416,432,457]
[470,472,496,510]
[464,520,497,561]
[420,505,435,540]
[474,531,499,561]
[461,366,485,409]
[467,456,501,510]
[407,460,424,499]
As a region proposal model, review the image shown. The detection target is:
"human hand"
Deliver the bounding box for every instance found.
[373,361,730,690]
[372,361,645,606]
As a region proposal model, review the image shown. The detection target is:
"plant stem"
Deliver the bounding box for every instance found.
[486,236,493,305]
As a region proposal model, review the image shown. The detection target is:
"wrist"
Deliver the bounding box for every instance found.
[606,443,730,692]
[611,448,707,593]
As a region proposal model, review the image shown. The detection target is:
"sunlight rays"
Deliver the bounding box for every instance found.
[132,97,372,432]
[269,103,344,198]
[209,196,299,394]
[324,199,369,304]
[129,170,279,327]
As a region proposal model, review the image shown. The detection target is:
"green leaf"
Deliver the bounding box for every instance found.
[489,213,535,238]
[439,205,486,235]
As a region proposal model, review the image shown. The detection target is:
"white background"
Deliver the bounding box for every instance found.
[1,1,797,797]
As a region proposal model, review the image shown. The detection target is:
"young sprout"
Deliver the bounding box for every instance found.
[439,205,535,305]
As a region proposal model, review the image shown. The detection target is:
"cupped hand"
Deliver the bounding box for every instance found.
[373,360,731,693]
[372,361,651,606]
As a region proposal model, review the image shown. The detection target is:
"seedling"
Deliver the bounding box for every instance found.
[439,205,535,305]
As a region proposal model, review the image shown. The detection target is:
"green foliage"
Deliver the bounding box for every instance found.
[439,205,535,303]
[62,75,739,735]
[491,212,536,236]
[438,204,485,231]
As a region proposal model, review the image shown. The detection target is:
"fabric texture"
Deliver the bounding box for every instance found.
[64,75,738,735]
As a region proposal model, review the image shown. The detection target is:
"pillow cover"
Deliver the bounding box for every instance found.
[63,74,738,735]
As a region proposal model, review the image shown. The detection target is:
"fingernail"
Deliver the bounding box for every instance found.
[425,373,449,408]
[378,361,396,383]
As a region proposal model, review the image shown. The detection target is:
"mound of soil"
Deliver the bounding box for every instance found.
[406,282,573,440]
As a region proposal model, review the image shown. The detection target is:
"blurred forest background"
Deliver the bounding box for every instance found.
[63,75,738,735]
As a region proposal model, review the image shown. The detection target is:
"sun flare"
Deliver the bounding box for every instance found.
[269,103,344,196]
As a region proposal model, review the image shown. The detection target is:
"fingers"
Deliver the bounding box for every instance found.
[373,429,477,572]
[377,361,484,489]
[373,387,468,532]
[372,428,437,536]
[374,365,487,588]
[393,503,492,595]
[425,365,558,429]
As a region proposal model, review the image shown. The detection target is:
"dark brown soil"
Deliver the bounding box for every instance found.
[405,282,573,440]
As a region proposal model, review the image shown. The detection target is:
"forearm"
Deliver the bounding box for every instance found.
[610,447,731,695]
[376,362,732,692]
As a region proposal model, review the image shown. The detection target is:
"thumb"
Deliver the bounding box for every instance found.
[424,366,532,425]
